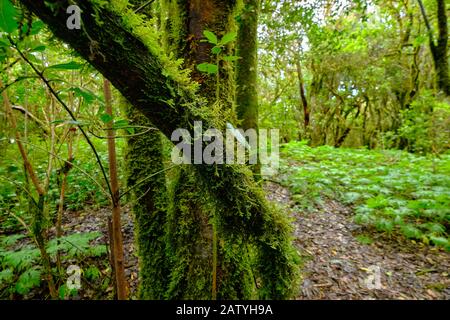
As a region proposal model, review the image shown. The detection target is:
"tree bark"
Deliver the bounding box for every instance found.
[124,101,170,299]
[125,0,171,300]
[104,79,128,300]
[236,0,261,178]
[161,0,256,299]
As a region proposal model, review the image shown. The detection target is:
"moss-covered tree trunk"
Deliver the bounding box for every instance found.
[236,0,259,131]
[235,0,261,177]
[160,0,256,299]
[20,0,300,299]
[125,103,169,299]
[124,0,170,300]
[418,0,449,96]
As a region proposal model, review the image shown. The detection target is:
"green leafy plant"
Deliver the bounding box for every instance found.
[280,142,450,250]
[0,232,106,297]
[196,30,239,76]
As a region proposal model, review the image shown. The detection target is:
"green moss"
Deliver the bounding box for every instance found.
[166,166,257,299]
[92,0,199,95]
[124,101,170,299]
[236,0,259,131]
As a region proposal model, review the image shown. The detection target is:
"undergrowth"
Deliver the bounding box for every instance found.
[280,141,450,251]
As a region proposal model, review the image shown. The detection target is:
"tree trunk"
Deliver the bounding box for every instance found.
[124,101,170,299]
[295,59,310,140]
[125,0,172,300]
[104,79,128,299]
[20,0,300,299]
[160,0,256,299]
[433,0,449,96]
[418,0,449,95]
[236,0,259,131]
[236,0,261,177]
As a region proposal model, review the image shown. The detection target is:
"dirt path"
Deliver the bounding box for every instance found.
[265,182,450,300]
[60,182,449,300]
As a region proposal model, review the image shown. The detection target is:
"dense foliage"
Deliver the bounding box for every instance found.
[281,141,450,250]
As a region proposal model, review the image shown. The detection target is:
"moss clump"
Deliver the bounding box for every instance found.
[92,0,199,95]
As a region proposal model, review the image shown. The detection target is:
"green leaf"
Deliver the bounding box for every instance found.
[0,0,18,33]
[197,62,218,74]
[0,268,13,285]
[425,223,445,235]
[356,235,373,245]
[51,120,66,125]
[366,195,389,209]
[85,266,101,281]
[0,38,9,47]
[59,284,67,300]
[203,30,218,44]
[211,46,222,55]
[3,247,40,270]
[223,55,240,62]
[70,87,97,104]
[113,119,129,130]
[342,192,361,204]
[126,127,135,135]
[30,20,44,35]
[46,232,103,258]
[47,61,83,71]
[401,224,422,239]
[31,45,46,52]
[0,234,25,247]
[219,32,237,45]
[15,267,41,295]
[375,218,393,233]
[100,113,113,123]
[429,236,449,248]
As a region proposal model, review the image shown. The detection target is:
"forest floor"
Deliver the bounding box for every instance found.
[56,206,139,299]
[265,182,450,300]
[57,180,450,300]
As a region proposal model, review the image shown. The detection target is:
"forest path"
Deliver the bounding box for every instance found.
[264,182,450,300]
[61,182,449,300]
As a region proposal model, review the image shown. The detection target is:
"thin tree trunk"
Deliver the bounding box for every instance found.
[295,59,310,139]
[124,99,169,299]
[236,0,261,177]
[417,0,449,95]
[56,127,74,271]
[236,0,259,131]
[103,79,128,300]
